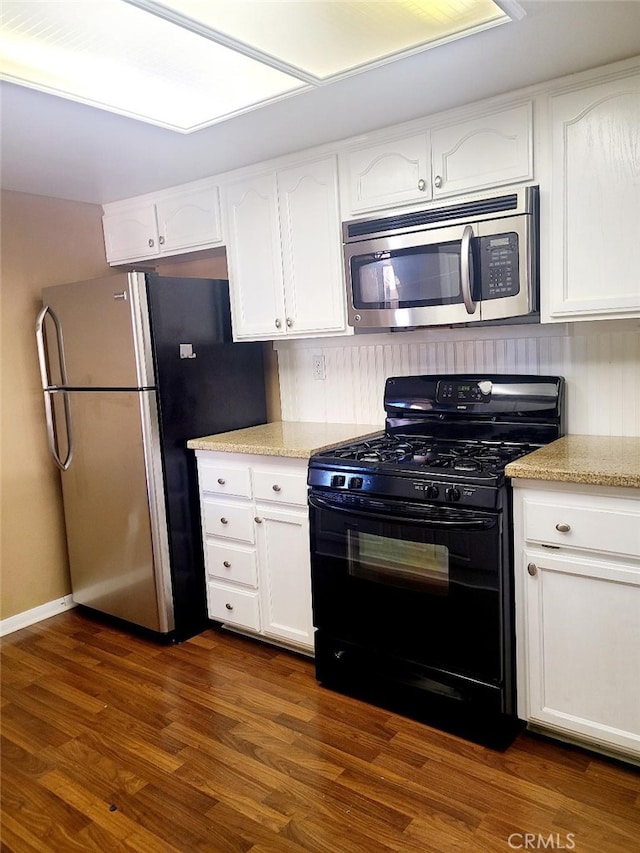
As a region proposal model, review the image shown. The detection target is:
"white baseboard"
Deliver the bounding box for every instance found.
[0,594,76,637]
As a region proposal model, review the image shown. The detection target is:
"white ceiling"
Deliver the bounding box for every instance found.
[1,0,639,206]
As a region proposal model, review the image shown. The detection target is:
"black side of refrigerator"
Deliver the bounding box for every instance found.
[146,275,268,641]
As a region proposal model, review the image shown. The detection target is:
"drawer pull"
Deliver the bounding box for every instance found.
[220,517,228,525]
[527,562,537,577]
[223,560,231,568]
[555,523,571,533]
[272,484,281,492]
[255,517,263,524]
[225,603,233,611]
[217,478,226,485]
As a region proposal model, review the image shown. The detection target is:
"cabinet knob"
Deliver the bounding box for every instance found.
[223,560,231,568]
[225,602,233,611]
[527,562,537,576]
[272,484,281,492]
[418,178,427,192]
[220,517,228,525]
[158,235,165,245]
[434,175,443,189]
[275,318,282,329]
[217,478,226,485]
[255,516,263,524]
[148,238,155,247]
[555,523,571,533]
[286,317,293,328]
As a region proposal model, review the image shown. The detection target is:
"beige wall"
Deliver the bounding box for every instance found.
[0,190,113,619]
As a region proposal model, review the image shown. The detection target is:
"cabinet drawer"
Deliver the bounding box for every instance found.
[205,541,257,587]
[198,463,251,498]
[206,582,260,631]
[524,500,640,559]
[253,468,307,506]
[202,501,255,543]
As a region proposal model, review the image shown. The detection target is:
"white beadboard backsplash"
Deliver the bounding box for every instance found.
[275,320,640,436]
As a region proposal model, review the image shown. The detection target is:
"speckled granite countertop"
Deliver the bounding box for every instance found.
[187,421,383,459]
[505,435,640,488]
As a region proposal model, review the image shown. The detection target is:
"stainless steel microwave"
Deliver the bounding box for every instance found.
[343,185,539,331]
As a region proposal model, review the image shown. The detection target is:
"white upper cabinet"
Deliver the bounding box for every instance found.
[102,179,222,264]
[545,67,640,322]
[223,155,347,341]
[277,158,345,335]
[223,172,287,340]
[103,203,160,263]
[430,103,533,199]
[154,185,222,254]
[345,134,431,214]
[341,102,532,216]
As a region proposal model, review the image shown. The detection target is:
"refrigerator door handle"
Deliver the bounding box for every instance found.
[36,305,73,470]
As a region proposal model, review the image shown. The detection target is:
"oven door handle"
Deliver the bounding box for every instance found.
[308,494,496,529]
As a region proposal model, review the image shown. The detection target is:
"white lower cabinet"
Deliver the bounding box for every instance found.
[513,481,640,761]
[256,505,313,648]
[195,451,314,653]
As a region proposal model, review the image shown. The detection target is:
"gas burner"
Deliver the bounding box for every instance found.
[316,434,540,480]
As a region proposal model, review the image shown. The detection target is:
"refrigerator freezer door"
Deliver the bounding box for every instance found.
[41,272,154,389]
[60,389,174,633]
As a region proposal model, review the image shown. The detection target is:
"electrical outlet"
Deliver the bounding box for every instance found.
[312,354,326,380]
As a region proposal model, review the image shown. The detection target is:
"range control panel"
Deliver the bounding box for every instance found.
[436,379,492,404]
[308,468,501,510]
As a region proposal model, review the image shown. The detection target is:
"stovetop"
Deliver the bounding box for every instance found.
[322,434,539,475]
[307,374,565,509]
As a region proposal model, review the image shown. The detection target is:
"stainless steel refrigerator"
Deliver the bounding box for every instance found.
[36,272,267,641]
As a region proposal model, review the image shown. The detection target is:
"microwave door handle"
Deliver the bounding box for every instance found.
[460,225,477,315]
[36,305,73,470]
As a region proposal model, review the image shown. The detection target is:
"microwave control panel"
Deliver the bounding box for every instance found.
[479,233,520,299]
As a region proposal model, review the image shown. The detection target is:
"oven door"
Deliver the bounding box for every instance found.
[309,491,508,687]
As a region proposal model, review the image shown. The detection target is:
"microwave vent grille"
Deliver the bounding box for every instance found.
[346,193,520,240]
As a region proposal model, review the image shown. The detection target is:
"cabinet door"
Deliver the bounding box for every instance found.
[156,184,222,253]
[430,103,532,198]
[345,134,431,213]
[102,204,159,263]
[223,173,287,340]
[277,157,346,335]
[256,505,313,651]
[524,550,640,758]
[547,71,640,321]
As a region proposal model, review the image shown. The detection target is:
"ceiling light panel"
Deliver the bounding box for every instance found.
[0,0,307,131]
[152,0,511,79]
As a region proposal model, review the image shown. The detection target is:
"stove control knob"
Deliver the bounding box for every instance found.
[330,474,346,488]
[349,476,364,489]
[426,485,439,499]
[446,487,461,502]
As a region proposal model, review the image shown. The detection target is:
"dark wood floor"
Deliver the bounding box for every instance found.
[1,611,638,852]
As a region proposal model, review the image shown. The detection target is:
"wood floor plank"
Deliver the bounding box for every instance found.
[2,610,639,853]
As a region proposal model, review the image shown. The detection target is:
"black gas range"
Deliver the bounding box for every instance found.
[308,374,565,748]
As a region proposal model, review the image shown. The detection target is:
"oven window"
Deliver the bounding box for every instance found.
[348,530,449,594]
[352,242,462,310]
